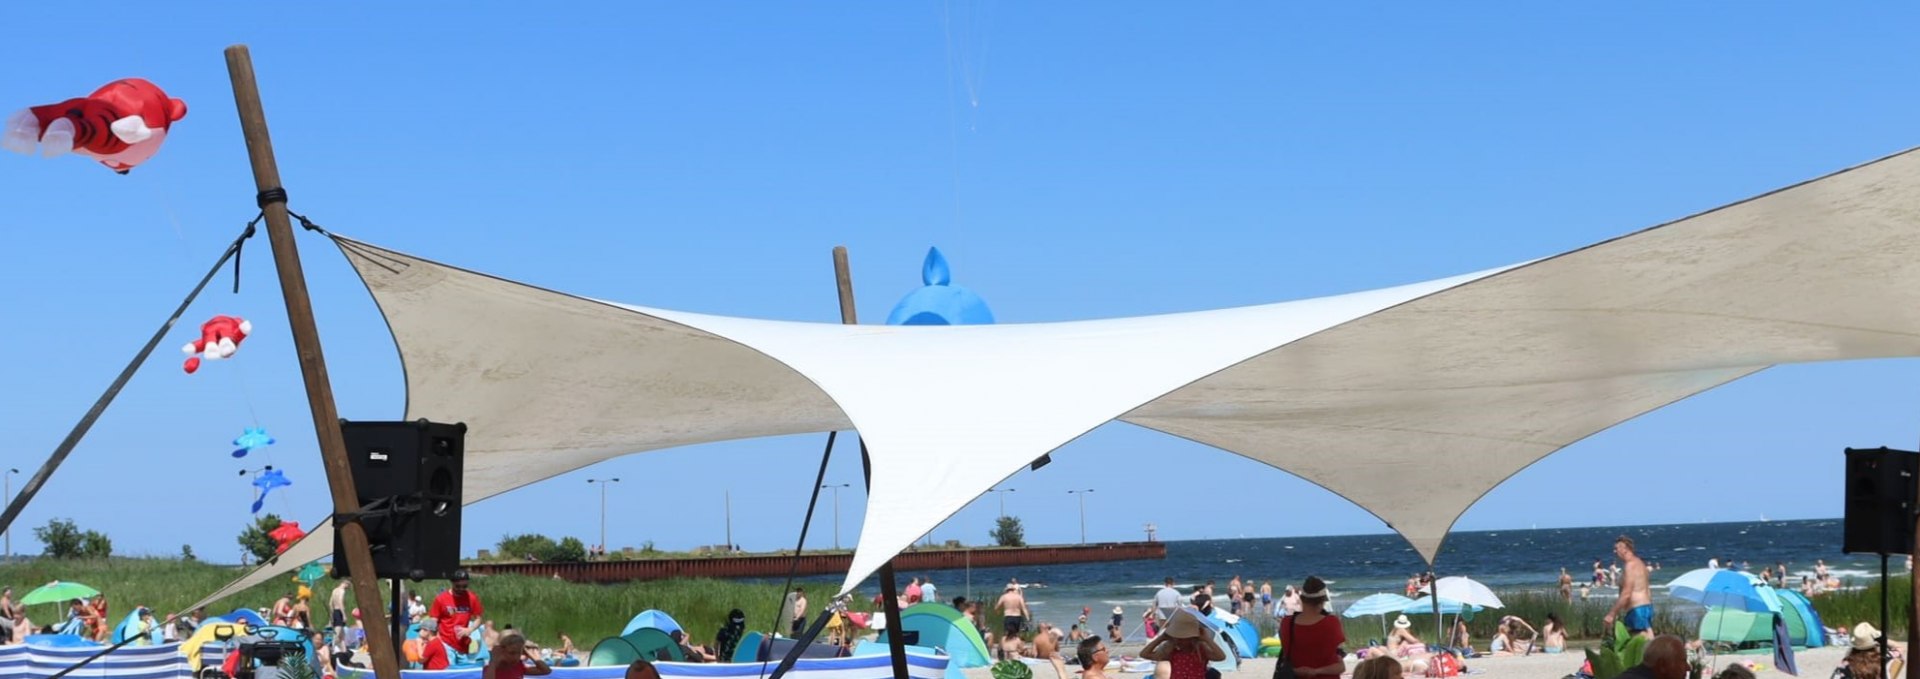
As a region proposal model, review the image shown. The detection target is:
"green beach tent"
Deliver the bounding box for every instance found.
[1699,608,1776,653]
[876,603,990,678]
[588,627,684,666]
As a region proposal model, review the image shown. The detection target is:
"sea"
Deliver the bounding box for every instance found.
[822,519,1893,635]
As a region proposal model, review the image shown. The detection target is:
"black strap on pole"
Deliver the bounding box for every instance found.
[761,431,838,679]
[766,609,839,678]
[862,439,912,679]
[0,224,256,539]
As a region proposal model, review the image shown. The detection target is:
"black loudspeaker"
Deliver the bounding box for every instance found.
[1843,447,1919,555]
[333,419,467,580]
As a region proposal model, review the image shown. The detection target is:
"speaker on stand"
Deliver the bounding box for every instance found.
[331,419,466,662]
[1842,446,1917,675]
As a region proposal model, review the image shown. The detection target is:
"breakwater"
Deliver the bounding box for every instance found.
[463,541,1166,583]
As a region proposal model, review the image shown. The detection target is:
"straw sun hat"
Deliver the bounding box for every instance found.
[1853,622,1881,652]
[1394,615,1412,629]
[1165,610,1206,639]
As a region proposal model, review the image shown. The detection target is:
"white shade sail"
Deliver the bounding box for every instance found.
[193,146,1920,609]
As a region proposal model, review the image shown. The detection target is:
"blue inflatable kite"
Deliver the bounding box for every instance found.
[251,469,290,514]
[232,426,275,458]
[885,247,994,326]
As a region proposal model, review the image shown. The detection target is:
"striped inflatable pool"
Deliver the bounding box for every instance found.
[339,651,950,679]
[0,642,192,679]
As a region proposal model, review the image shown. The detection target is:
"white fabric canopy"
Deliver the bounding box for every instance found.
[195,145,1920,608]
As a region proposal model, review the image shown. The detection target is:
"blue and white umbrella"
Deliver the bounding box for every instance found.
[1342,593,1417,619]
[1668,568,1790,675]
[1403,597,1482,616]
[1666,568,1779,613]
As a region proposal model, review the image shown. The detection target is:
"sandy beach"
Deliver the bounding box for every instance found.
[959,645,1851,679]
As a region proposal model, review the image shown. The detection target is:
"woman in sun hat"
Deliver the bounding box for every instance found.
[1139,608,1225,679]
[1279,576,1347,677]
[1836,622,1890,679]
[1111,606,1125,630]
[1387,614,1427,658]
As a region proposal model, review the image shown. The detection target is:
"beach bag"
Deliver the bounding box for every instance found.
[1271,616,1296,679]
[1425,652,1462,678]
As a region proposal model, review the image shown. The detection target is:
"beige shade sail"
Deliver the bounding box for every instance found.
[192,146,1920,608]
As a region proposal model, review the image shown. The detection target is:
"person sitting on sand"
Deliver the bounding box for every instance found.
[1541,613,1567,654]
[1077,637,1111,679]
[1385,616,1426,658]
[1448,618,1470,655]
[1490,615,1536,656]
[1836,622,1899,679]
[1000,629,1027,661]
[1030,623,1068,679]
[1353,655,1403,679]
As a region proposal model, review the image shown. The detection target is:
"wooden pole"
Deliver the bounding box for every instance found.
[224,45,402,679]
[832,246,911,679]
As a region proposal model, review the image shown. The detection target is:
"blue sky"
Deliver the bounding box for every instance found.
[2,4,1917,564]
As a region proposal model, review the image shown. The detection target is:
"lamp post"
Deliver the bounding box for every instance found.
[820,483,850,550]
[1068,489,1095,544]
[588,478,621,555]
[3,468,16,559]
[988,488,1017,518]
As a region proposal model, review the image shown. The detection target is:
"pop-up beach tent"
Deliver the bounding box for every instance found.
[1776,590,1827,648]
[874,603,989,679]
[191,146,1920,611]
[589,627,683,666]
[622,609,685,637]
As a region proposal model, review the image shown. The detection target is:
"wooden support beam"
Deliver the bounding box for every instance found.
[224,44,402,679]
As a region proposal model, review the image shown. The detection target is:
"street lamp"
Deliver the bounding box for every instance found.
[4,468,17,559]
[239,465,275,511]
[987,488,1017,518]
[1067,489,1095,544]
[588,478,621,556]
[819,483,850,550]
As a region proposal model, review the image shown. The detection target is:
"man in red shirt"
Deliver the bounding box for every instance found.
[429,570,483,653]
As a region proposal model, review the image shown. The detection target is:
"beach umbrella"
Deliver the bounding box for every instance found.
[1343,593,1417,618]
[21,581,99,606]
[295,561,326,585]
[1402,597,1481,616]
[1669,568,1785,674]
[1666,568,1779,613]
[1344,593,1418,639]
[1419,576,1504,609]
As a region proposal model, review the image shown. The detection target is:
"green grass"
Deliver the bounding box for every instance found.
[1334,593,1692,648]
[0,557,872,649]
[1808,575,1910,640]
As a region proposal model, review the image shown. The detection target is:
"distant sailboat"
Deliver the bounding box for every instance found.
[1760,513,1769,523]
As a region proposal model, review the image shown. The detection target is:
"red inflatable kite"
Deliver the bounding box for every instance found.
[2,78,187,174]
[269,521,305,554]
[183,315,251,374]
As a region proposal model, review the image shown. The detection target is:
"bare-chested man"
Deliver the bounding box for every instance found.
[997,584,1031,640]
[1558,568,1573,603]
[1602,536,1653,637]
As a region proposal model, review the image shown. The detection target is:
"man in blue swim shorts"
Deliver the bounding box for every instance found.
[1602,535,1655,638]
